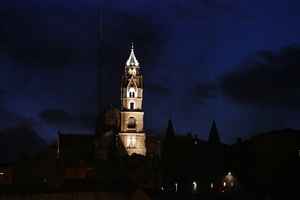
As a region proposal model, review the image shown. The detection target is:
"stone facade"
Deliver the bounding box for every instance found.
[119,46,146,156]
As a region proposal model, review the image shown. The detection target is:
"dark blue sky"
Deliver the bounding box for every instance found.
[1,0,300,161]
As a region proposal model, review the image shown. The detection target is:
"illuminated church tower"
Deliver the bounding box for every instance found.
[118,45,146,156]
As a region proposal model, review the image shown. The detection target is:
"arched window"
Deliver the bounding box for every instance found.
[130,102,134,109]
[128,88,136,98]
[128,117,136,129]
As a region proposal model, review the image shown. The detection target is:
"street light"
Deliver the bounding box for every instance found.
[193,181,197,193]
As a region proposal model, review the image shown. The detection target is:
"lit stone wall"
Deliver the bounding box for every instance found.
[120,112,144,133]
[118,133,146,156]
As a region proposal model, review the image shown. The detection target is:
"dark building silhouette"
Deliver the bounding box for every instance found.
[159,119,300,197]
[230,128,300,196]
[95,105,120,163]
[145,135,161,160]
[160,118,231,194]
[10,155,64,187]
[57,132,94,180]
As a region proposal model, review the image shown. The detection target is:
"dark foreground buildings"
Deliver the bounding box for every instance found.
[160,119,300,198]
[1,47,300,200]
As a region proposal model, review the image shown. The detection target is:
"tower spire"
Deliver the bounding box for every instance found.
[164,117,175,141]
[208,118,221,143]
[126,44,139,66]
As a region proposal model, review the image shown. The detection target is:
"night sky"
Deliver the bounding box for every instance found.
[1,0,300,162]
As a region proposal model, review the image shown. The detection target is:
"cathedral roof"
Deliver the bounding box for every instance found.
[208,118,221,143]
[126,44,139,67]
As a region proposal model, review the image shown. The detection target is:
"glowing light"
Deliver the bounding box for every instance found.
[210,182,214,188]
[192,181,197,193]
[161,187,164,191]
[228,172,231,175]
[126,48,139,66]
[126,136,137,148]
[175,183,178,193]
[0,172,3,175]
[223,182,226,187]
[128,68,136,76]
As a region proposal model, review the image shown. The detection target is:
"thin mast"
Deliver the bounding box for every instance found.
[98,0,103,114]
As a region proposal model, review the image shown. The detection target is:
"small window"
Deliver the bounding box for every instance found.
[128,88,135,97]
[130,102,134,109]
[128,117,136,128]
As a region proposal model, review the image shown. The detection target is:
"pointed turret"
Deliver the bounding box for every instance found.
[164,117,175,141]
[208,118,221,143]
[161,117,176,161]
[126,43,139,67]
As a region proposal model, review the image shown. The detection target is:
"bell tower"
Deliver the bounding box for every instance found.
[118,45,146,156]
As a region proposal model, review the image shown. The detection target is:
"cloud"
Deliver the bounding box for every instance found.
[145,83,172,98]
[189,81,217,99]
[76,111,96,130]
[0,88,5,95]
[0,126,48,163]
[171,3,205,20]
[39,108,96,131]
[0,88,6,104]
[184,81,217,104]
[39,109,73,125]
[219,44,300,108]
[103,7,167,72]
[171,0,250,20]
[0,109,11,121]
[0,0,99,70]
